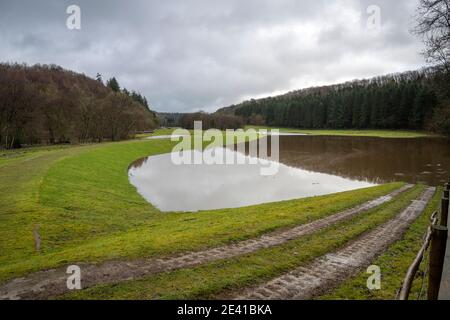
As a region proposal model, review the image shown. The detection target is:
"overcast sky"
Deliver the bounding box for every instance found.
[0,0,426,113]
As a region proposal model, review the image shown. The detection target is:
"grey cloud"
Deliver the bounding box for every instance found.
[0,0,426,112]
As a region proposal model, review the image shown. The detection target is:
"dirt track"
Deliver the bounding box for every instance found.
[233,187,435,300]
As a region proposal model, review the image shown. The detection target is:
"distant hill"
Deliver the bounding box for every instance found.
[0,63,158,149]
[217,68,449,134]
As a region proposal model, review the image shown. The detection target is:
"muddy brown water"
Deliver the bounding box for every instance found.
[277,135,450,186]
[129,135,450,212]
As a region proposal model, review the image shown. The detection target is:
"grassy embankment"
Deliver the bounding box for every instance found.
[245,126,438,138]
[134,128,178,139]
[319,187,442,300]
[62,185,431,300]
[0,130,406,284]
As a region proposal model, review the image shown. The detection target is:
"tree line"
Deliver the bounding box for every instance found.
[104,75,151,109]
[157,112,185,127]
[179,112,244,130]
[156,111,245,130]
[0,63,158,149]
[218,68,450,134]
[216,0,450,135]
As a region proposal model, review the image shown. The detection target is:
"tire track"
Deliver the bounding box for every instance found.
[0,185,412,300]
[233,187,435,300]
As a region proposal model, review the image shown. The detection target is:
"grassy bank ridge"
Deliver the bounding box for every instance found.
[0,136,404,283]
[245,126,439,138]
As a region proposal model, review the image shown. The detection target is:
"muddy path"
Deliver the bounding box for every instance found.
[232,187,436,300]
[0,185,413,300]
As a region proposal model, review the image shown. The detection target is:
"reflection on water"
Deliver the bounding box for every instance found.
[129,147,375,212]
[275,136,450,186]
[129,135,450,212]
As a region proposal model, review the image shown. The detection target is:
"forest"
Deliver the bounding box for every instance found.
[0,63,158,149]
[218,68,450,134]
[178,112,244,130]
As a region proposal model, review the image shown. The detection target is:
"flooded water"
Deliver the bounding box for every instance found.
[129,135,450,212]
[146,134,188,140]
[129,149,375,212]
[276,136,450,186]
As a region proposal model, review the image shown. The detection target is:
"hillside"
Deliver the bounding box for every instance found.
[0,63,158,149]
[217,68,450,134]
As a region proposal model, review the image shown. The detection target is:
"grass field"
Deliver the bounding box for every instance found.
[0,130,440,299]
[245,126,437,138]
[136,127,436,139]
[134,128,179,139]
[62,185,429,300]
[0,135,406,283]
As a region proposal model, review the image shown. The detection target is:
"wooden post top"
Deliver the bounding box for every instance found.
[438,211,450,300]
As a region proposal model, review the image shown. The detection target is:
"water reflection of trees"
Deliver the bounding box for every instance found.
[276,136,450,185]
[130,157,148,170]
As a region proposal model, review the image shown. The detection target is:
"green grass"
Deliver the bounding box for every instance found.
[245,126,437,138]
[137,126,436,139]
[318,187,442,300]
[0,136,405,283]
[61,185,425,300]
[0,144,77,167]
[134,128,180,139]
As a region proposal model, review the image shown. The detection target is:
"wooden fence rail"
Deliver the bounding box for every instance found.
[398,181,449,300]
[398,212,437,300]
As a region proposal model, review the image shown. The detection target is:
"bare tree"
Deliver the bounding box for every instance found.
[0,63,159,149]
[414,0,450,71]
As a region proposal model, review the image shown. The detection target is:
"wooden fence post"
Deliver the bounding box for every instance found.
[428,225,448,300]
[444,181,450,225]
[442,196,449,227]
